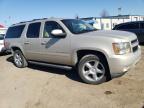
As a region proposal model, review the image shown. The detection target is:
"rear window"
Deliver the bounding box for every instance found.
[116,23,139,30]
[5,25,25,38]
[0,34,4,40]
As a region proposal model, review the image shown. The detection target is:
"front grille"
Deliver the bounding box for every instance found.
[132,46,138,52]
[131,39,138,53]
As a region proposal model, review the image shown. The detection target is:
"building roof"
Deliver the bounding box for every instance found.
[0,24,5,28]
[81,17,95,20]
[102,15,130,19]
[82,15,144,20]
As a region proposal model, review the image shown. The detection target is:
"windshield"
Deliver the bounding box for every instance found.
[61,19,97,34]
[0,34,4,40]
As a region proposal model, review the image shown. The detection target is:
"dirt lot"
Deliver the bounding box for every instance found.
[0,47,144,108]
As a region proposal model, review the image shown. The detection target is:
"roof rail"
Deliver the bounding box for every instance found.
[32,19,41,21]
[19,21,27,23]
[42,18,48,20]
[12,18,49,26]
[32,18,48,21]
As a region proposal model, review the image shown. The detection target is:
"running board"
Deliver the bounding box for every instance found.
[28,61,72,70]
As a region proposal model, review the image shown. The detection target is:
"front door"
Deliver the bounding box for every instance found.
[39,21,71,65]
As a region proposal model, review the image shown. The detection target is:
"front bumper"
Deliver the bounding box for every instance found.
[108,46,141,77]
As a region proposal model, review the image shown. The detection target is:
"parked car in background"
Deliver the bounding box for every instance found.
[113,21,144,43]
[0,34,5,53]
[0,28,7,54]
[5,18,141,84]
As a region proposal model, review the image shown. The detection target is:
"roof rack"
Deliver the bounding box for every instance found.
[32,18,48,21]
[32,19,41,21]
[12,18,49,25]
[19,21,27,23]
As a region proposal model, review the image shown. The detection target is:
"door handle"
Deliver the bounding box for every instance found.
[41,42,47,45]
[24,42,30,45]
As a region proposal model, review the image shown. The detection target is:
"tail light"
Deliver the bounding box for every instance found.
[4,39,10,48]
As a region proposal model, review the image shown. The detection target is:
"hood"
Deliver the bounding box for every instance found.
[78,30,137,40]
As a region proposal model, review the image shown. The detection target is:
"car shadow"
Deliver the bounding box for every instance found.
[140,42,144,46]
[6,56,82,83]
[0,52,11,56]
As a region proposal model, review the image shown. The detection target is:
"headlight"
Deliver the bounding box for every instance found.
[112,42,131,55]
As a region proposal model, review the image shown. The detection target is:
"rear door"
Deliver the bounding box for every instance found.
[24,22,42,61]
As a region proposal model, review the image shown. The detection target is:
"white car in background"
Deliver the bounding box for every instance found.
[0,28,7,54]
[0,34,5,53]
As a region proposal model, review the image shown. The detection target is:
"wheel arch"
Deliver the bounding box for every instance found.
[11,46,24,55]
[74,49,111,80]
[72,49,109,65]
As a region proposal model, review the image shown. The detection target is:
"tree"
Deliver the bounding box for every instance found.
[75,14,79,19]
[100,9,109,17]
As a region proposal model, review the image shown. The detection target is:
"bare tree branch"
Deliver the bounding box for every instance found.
[100,9,109,17]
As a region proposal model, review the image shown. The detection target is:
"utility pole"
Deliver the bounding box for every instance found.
[118,7,122,16]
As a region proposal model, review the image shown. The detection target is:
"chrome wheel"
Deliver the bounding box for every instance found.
[13,50,28,68]
[82,60,105,82]
[14,53,22,67]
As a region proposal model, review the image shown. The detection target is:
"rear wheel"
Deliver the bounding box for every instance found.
[78,54,110,84]
[13,50,28,68]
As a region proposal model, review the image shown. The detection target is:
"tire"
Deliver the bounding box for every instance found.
[78,54,110,84]
[13,50,28,68]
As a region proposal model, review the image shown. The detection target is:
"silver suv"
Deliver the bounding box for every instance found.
[5,18,141,84]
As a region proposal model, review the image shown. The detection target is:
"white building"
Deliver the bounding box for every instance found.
[0,24,7,35]
[0,28,7,35]
[82,15,144,30]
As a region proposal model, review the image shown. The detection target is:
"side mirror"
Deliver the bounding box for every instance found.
[51,29,66,37]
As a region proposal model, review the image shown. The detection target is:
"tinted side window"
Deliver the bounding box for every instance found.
[5,25,25,38]
[27,22,41,38]
[117,23,139,30]
[140,23,144,29]
[43,21,65,38]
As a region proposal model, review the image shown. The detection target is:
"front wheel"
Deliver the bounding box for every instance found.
[13,50,28,68]
[78,54,109,84]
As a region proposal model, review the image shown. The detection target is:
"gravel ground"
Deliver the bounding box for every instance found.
[0,46,144,108]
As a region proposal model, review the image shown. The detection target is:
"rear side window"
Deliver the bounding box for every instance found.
[117,23,139,30]
[27,22,41,38]
[5,25,25,38]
